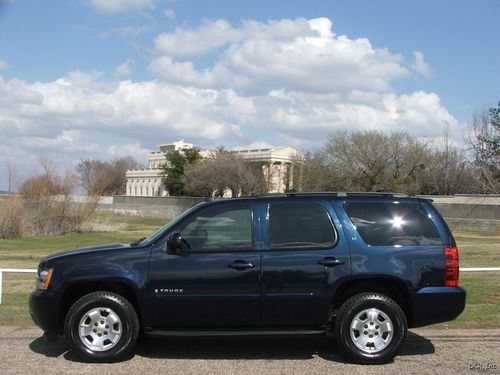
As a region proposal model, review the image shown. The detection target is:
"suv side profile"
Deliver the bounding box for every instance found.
[30,192,465,364]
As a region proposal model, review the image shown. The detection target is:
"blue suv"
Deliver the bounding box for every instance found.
[30,192,465,364]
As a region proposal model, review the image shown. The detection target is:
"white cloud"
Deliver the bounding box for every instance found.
[0,59,8,70]
[89,0,154,14]
[154,18,315,58]
[154,19,240,56]
[411,50,434,78]
[163,8,175,20]
[114,59,134,78]
[152,18,409,93]
[107,143,149,158]
[0,73,244,145]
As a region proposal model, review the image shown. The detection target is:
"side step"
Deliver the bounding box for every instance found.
[145,328,328,338]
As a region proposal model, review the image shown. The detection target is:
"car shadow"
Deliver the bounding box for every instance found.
[29,335,67,358]
[29,330,434,363]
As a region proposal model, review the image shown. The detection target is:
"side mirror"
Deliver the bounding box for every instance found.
[164,232,184,255]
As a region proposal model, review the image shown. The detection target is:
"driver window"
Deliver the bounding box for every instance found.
[179,205,253,251]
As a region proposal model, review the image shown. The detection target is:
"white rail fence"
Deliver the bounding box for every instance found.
[0,267,500,305]
[0,268,37,304]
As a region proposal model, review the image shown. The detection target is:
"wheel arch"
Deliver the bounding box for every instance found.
[59,279,143,332]
[332,276,414,327]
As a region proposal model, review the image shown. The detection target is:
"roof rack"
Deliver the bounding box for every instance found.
[282,191,409,198]
[253,191,410,199]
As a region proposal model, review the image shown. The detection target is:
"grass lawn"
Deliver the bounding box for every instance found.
[0,214,498,328]
[0,213,168,269]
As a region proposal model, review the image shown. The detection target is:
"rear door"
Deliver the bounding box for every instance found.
[260,198,351,326]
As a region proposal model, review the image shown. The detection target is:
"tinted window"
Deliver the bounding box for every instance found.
[344,202,441,246]
[269,203,336,249]
[179,206,253,251]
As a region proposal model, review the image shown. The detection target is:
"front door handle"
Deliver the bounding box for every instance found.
[318,257,345,267]
[228,260,254,270]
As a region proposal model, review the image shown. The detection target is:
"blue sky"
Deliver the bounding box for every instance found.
[0,0,499,189]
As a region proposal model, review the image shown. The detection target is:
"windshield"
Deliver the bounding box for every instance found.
[136,203,205,246]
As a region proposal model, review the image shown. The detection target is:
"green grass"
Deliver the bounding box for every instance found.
[0,275,33,327]
[0,215,498,328]
[454,230,500,268]
[0,213,168,269]
[432,272,500,329]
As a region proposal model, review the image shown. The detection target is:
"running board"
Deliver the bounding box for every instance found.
[145,328,328,338]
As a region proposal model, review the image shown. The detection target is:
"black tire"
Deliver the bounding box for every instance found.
[64,291,139,362]
[334,292,407,364]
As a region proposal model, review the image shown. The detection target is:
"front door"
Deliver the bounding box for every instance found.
[148,203,261,328]
[260,199,351,326]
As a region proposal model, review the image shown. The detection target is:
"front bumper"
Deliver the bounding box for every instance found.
[410,286,466,327]
[29,290,62,334]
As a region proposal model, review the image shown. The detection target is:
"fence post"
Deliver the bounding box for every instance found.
[0,270,3,305]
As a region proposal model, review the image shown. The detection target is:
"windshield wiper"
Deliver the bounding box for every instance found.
[130,237,146,246]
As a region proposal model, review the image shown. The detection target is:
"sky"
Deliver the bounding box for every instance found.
[0,0,499,190]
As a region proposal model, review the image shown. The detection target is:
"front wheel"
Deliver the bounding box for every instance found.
[334,292,407,364]
[64,291,139,362]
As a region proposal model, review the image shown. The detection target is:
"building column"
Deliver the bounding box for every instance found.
[273,161,283,193]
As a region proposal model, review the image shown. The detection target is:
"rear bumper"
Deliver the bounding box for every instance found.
[410,286,466,328]
[29,290,62,334]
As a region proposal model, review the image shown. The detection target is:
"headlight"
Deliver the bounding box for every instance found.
[36,267,54,290]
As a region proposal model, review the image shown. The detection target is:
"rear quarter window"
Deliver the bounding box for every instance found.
[344,202,442,246]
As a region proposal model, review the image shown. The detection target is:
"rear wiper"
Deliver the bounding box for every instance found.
[130,237,146,246]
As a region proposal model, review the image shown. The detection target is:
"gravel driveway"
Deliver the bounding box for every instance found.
[0,326,498,374]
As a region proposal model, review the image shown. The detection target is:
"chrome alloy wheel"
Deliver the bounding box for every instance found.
[78,307,122,352]
[349,308,394,353]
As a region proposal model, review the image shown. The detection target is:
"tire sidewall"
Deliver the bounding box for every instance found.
[337,294,407,364]
[65,293,134,362]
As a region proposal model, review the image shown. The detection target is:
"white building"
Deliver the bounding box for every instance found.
[125,140,300,197]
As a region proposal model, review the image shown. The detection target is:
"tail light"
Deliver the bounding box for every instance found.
[444,245,459,287]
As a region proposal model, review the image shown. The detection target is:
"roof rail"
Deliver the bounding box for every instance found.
[252,191,409,199]
[283,191,409,198]
[336,191,408,198]
[253,192,286,198]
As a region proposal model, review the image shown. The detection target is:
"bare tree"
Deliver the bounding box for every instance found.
[467,104,500,193]
[76,159,104,195]
[76,157,141,196]
[417,127,479,195]
[39,155,56,177]
[321,131,429,193]
[183,160,221,197]
[184,147,268,197]
[291,150,340,192]
[4,160,19,193]
[14,158,97,237]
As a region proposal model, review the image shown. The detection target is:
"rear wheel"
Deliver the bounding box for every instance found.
[334,292,407,364]
[64,291,139,362]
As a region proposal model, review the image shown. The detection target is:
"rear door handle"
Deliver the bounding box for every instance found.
[318,257,345,267]
[228,260,254,270]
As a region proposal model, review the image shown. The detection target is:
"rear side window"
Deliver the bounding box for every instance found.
[344,202,442,246]
[269,203,337,249]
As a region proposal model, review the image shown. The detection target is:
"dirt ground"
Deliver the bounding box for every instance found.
[0,326,498,375]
